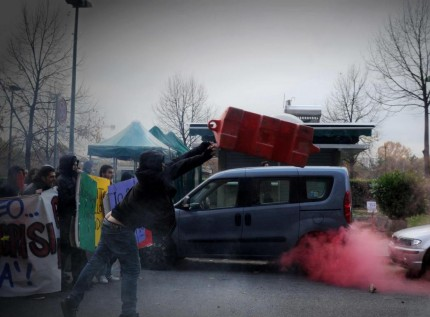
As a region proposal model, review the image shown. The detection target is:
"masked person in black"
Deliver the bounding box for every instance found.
[61,142,217,317]
[57,155,88,290]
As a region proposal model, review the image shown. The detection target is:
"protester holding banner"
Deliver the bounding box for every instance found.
[6,165,26,196]
[0,183,17,198]
[57,155,88,290]
[0,165,24,197]
[24,167,39,186]
[23,165,56,195]
[61,142,217,317]
[94,164,120,284]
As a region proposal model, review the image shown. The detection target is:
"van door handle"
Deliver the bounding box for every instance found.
[244,213,251,226]
[234,213,241,226]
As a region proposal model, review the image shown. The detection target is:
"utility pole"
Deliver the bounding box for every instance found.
[65,0,92,153]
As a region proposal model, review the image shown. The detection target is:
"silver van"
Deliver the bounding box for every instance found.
[141,166,352,268]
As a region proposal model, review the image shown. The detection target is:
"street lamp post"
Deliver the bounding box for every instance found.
[66,0,92,153]
[8,85,22,170]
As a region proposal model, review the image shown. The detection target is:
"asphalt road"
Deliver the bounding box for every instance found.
[1,259,429,317]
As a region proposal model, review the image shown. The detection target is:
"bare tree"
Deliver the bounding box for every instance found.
[367,0,430,176]
[154,74,215,148]
[322,65,384,178]
[0,91,7,132]
[0,0,103,170]
[322,65,383,123]
[0,92,10,165]
[0,1,71,169]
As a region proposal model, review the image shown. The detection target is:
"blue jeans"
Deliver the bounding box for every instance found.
[67,219,141,315]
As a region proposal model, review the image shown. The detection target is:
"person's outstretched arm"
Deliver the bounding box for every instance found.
[166,143,217,180]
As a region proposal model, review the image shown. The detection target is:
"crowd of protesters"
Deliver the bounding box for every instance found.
[0,155,135,292]
[0,142,217,317]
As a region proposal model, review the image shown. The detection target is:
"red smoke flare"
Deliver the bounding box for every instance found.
[279,223,429,295]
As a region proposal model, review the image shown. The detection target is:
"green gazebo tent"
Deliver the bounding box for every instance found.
[88,121,170,161]
[88,122,195,199]
[149,126,189,155]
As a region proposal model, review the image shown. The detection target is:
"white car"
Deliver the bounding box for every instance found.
[388,224,430,278]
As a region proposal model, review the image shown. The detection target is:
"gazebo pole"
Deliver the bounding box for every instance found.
[113,158,117,182]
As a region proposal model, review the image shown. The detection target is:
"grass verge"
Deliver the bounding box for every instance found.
[407,214,430,227]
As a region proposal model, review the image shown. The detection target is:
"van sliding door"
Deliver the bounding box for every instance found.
[240,177,300,257]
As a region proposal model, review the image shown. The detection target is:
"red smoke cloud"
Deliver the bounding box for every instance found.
[279,223,429,295]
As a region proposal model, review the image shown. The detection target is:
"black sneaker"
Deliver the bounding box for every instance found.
[61,298,78,317]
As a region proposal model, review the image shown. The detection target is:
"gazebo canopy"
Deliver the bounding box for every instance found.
[149,126,189,155]
[88,121,170,160]
[165,132,189,154]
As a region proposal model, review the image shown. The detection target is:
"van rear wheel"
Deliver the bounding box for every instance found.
[291,231,339,275]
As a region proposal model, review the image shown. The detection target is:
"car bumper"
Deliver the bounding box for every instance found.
[388,242,425,273]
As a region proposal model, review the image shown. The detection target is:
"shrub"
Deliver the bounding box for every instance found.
[370,171,428,220]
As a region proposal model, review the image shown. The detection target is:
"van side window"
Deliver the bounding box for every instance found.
[257,179,291,205]
[304,177,333,201]
[189,179,239,210]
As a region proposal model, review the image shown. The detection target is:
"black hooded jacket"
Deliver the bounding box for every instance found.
[57,155,79,217]
[111,142,214,232]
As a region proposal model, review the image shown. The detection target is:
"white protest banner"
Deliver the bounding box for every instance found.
[0,189,61,297]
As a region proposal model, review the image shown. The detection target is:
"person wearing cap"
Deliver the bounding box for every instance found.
[61,141,217,317]
[82,160,94,174]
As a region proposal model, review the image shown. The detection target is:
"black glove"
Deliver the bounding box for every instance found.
[197,141,212,152]
[203,146,215,160]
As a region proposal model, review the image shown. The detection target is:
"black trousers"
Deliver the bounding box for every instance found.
[61,242,87,282]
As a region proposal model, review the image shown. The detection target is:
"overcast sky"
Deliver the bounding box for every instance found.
[1,0,425,156]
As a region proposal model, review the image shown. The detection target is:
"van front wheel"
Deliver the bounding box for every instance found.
[139,241,177,270]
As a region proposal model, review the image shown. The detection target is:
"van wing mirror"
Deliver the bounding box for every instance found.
[181,196,190,209]
[180,195,203,211]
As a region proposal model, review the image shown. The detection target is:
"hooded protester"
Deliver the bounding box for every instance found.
[22,165,56,195]
[61,142,217,317]
[57,155,87,290]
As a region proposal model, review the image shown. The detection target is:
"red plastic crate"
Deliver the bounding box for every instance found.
[208,107,320,167]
